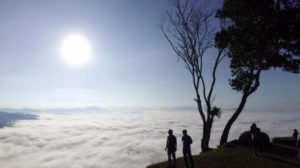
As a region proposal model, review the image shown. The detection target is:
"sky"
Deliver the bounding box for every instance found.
[0,0,299,112]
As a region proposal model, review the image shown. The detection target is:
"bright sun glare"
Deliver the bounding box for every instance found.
[60,34,91,66]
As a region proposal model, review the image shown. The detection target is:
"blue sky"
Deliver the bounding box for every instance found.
[0,0,299,112]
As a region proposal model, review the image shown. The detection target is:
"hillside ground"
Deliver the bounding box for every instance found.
[147,145,300,168]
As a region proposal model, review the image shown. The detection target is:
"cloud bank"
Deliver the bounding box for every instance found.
[0,111,299,168]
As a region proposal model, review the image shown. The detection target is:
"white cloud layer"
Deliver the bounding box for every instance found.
[0,111,299,168]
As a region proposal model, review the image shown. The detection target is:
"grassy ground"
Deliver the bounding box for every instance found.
[147,146,300,168]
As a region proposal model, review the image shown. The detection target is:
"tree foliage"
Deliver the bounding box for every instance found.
[216,0,300,145]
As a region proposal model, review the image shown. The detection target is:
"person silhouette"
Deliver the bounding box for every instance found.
[297,133,300,159]
[182,130,194,168]
[250,123,257,138]
[165,129,177,168]
[293,129,299,139]
[250,123,262,156]
[298,134,300,147]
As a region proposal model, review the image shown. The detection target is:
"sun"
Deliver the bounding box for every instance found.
[60,34,91,66]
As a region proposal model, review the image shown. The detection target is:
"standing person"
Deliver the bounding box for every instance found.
[250,124,262,156]
[254,127,262,155]
[298,133,300,147]
[297,133,300,159]
[293,129,299,147]
[293,129,299,139]
[165,129,177,168]
[182,130,194,168]
[250,123,257,140]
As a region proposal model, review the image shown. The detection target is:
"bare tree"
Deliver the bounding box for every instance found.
[160,0,224,151]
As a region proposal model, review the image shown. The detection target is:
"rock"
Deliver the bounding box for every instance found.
[238,131,270,147]
[238,131,252,146]
[260,132,271,147]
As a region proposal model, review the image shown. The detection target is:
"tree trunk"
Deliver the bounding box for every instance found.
[201,118,213,152]
[219,94,248,145]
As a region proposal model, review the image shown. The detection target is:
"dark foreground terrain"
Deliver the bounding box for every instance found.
[147,145,300,168]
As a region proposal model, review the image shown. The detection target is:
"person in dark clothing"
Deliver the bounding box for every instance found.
[295,131,300,159]
[250,123,262,156]
[293,129,299,139]
[293,129,299,148]
[297,134,300,148]
[253,127,262,155]
[182,130,194,168]
[165,129,177,167]
[298,135,300,147]
[250,123,257,136]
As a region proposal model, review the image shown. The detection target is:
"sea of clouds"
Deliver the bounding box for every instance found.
[0,111,299,168]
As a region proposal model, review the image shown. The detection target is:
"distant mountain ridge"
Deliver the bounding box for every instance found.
[0,111,38,128]
[0,106,105,114]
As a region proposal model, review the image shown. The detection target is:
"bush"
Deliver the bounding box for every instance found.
[238,131,270,147]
